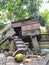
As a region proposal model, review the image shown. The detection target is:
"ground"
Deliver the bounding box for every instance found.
[0,53,49,65]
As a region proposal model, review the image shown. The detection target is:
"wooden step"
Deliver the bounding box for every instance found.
[14,36,18,39]
[14,37,21,39]
[18,48,27,51]
[17,46,26,48]
[15,41,24,44]
[14,39,22,41]
[17,45,26,48]
[16,43,25,45]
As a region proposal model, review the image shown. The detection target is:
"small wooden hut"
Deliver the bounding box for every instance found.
[12,18,40,51]
[12,18,40,36]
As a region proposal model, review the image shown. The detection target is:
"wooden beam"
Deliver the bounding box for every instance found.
[30,35,40,51]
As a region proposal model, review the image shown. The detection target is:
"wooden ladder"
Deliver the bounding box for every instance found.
[13,36,32,56]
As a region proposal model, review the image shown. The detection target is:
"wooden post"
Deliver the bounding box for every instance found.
[9,39,16,52]
[30,35,39,51]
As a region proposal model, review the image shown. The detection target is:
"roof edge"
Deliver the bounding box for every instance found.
[11,18,39,24]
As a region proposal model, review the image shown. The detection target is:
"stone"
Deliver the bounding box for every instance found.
[6,56,14,63]
[0,53,6,65]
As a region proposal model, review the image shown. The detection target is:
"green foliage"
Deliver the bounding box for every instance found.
[40,28,46,34]
[0,25,5,30]
[39,10,49,26]
[39,15,46,26]
[0,0,42,30]
[0,0,42,21]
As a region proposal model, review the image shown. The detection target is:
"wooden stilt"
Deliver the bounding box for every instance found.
[30,35,40,51]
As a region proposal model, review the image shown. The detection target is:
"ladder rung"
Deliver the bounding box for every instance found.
[18,48,27,51]
[15,41,24,43]
[17,45,26,48]
[14,39,22,41]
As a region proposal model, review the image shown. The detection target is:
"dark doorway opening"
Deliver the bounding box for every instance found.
[14,27,22,36]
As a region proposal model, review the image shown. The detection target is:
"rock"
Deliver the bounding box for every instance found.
[0,53,6,65]
[6,62,16,65]
[6,56,14,63]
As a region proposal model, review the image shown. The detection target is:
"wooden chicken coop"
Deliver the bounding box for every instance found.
[12,18,40,36]
[12,18,40,51]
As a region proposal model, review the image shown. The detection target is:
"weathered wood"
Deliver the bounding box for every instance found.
[22,29,40,36]
[0,29,16,45]
[38,34,49,49]
[22,22,40,35]
[39,41,49,44]
[12,22,21,27]
[9,39,16,52]
[13,36,32,56]
[22,24,40,30]
[12,18,39,24]
[0,37,8,45]
[40,34,49,41]
[0,25,11,35]
[30,36,39,51]
[5,29,16,37]
[40,44,49,49]
[12,18,40,36]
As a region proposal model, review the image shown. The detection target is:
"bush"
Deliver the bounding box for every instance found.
[40,28,46,34]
